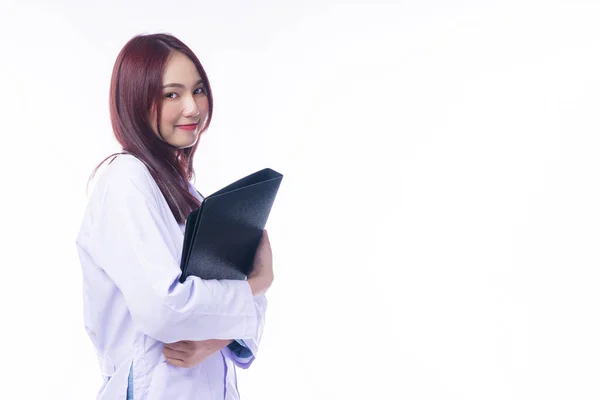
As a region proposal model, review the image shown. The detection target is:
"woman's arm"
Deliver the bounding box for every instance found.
[161,231,272,368]
[223,230,272,367]
[161,295,267,368]
[222,294,268,368]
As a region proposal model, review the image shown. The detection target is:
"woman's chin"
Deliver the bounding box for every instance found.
[173,134,200,149]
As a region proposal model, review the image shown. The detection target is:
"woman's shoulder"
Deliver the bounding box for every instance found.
[78,154,159,243]
[91,153,157,199]
[105,153,151,179]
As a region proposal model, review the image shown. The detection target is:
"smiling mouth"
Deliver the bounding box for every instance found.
[176,124,198,131]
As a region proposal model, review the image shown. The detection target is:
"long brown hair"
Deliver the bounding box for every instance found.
[88,33,213,223]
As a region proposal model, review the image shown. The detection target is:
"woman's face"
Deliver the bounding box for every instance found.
[151,51,209,148]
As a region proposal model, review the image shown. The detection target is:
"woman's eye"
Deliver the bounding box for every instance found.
[194,87,205,95]
[165,92,178,99]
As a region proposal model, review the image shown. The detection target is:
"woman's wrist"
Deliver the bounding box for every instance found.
[247,277,261,296]
[247,276,270,296]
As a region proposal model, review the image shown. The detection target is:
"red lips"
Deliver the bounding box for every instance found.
[176,124,198,131]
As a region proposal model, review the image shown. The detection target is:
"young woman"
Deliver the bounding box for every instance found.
[75,33,273,400]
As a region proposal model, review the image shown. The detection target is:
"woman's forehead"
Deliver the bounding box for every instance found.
[163,52,202,86]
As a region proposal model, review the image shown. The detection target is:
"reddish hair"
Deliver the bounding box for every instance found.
[88,33,213,224]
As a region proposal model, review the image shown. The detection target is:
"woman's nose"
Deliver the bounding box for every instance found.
[182,96,200,117]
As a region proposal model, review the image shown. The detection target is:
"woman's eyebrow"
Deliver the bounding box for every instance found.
[162,79,204,89]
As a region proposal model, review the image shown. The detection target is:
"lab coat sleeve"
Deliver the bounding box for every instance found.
[77,165,259,344]
[222,294,268,369]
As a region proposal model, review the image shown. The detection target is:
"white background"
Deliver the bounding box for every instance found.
[1,0,599,399]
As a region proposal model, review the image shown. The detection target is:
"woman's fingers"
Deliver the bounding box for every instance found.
[165,357,188,368]
[163,346,187,360]
[164,340,192,351]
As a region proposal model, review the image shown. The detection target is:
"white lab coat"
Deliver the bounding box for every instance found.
[75,154,267,399]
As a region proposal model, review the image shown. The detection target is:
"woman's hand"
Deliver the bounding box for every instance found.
[163,339,233,368]
[248,230,274,296]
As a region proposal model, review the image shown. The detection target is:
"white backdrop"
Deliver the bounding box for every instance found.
[1,0,600,399]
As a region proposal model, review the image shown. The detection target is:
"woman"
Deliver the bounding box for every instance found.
[75,33,273,400]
